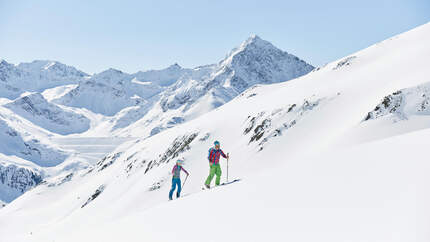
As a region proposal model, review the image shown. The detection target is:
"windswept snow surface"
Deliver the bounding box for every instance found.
[0,22,429,242]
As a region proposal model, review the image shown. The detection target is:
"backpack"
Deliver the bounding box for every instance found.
[208,148,214,161]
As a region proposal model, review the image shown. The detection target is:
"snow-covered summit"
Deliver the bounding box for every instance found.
[88,68,131,86]
[224,34,271,60]
[0,59,88,99]
[134,63,192,87]
[218,34,314,91]
[53,67,162,116]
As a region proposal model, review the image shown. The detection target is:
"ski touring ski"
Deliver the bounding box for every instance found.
[202,179,241,190]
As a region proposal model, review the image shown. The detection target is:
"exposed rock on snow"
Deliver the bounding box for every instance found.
[48,172,74,187]
[364,82,430,122]
[332,56,357,70]
[81,184,105,208]
[0,163,42,203]
[96,152,123,172]
[148,177,167,192]
[124,132,198,176]
[244,96,332,151]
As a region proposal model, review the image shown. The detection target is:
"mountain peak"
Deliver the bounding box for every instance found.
[240,34,271,49]
[167,63,182,70]
[99,68,125,75]
[244,34,262,44]
[17,60,88,77]
[20,60,58,70]
[220,35,281,67]
[31,60,56,65]
[92,68,131,85]
[0,59,12,67]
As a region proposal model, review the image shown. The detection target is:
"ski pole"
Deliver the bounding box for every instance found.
[227,153,229,183]
[182,174,189,190]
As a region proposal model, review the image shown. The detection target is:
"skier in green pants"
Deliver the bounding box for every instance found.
[204,141,229,189]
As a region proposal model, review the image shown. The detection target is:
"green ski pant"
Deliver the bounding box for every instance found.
[205,164,222,186]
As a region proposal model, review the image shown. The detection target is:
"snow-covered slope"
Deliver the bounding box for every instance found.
[0,22,429,242]
[338,81,430,145]
[364,82,430,122]
[0,60,88,99]
[4,93,90,135]
[0,107,69,167]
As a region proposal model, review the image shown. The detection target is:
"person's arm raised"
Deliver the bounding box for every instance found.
[221,150,228,158]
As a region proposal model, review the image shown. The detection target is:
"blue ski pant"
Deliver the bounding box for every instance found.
[169,178,182,199]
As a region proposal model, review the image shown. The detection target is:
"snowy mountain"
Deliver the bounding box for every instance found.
[53,68,162,116]
[160,35,314,111]
[4,92,90,135]
[0,22,428,242]
[51,35,313,136]
[113,35,314,136]
[0,60,88,99]
[0,102,79,205]
[17,60,88,86]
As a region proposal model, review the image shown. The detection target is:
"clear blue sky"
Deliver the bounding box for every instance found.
[0,0,429,74]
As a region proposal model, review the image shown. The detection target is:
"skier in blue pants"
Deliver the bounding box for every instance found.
[169,159,189,200]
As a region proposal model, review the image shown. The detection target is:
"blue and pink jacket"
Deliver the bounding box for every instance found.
[172,165,189,179]
[208,148,227,165]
